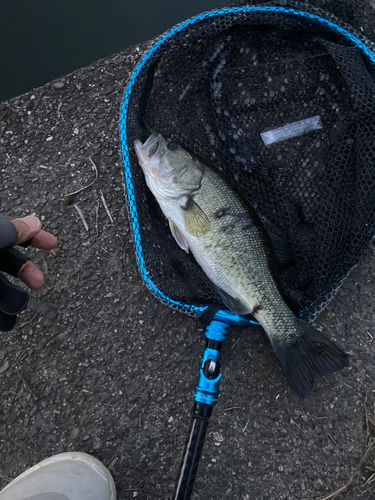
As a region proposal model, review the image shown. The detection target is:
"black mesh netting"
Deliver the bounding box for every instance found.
[121,1,375,321]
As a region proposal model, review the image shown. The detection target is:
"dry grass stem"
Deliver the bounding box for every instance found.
[95,201,100,235]
[107,457,118,471]
[290,418,307,436]
[0,432,32,460]
[320,440,375,500]
[0,474,12,483]
[128,404,137,414]
[230,337,241,351]
[73,204,89,231]
[100,189,114,223]
[16,369,38,401]
[65,156,98,197]
[327,433,338,447]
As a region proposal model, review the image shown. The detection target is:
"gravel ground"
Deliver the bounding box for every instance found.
[1,2,375,499]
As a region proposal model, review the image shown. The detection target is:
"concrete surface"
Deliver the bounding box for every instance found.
[1,2,375,499]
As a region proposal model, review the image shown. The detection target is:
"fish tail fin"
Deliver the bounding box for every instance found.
[271,319,349,399]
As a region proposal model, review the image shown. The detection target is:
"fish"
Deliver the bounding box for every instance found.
[134,132,349,399]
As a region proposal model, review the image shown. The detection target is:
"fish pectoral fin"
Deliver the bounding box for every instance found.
[182,199,211,237]
[169,219,189,253]
[270,318,349,400]
[213,285,252,315]
[267,231,295,272]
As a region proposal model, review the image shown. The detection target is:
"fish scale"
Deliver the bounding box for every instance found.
[134,132,349,398]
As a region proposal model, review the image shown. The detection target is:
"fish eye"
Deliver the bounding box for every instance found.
[167,142,179,151]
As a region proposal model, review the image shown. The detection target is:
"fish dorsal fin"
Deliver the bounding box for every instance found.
[213,285,252,315]
[169,219,190,253]
[182,198,211,237]
[267,231,295,272]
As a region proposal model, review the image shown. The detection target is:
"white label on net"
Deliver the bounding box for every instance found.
[261,115,323,146]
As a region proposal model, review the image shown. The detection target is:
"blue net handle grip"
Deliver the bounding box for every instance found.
[194,312,257,405]
[194,319,229,405]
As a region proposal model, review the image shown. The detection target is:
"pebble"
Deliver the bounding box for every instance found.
[70,428,80,440]
[212,432,224,442]
[57,331,69,340]
[12,176,24,186]
[146,306,157,318]
[100,85,115,95]
[32,302,58,320]
[0,360,9,374]
[53,81,65,89]
[346,336,360,346]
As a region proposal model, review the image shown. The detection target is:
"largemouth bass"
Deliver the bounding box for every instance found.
[134,132,349,398]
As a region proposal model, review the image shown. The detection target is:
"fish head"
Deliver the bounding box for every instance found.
[134,133,204,200]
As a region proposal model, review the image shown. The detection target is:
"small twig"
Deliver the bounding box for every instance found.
[100,190,114,223]
[326,433,338,447]
[95,202,100,236]
[16,369,38,401]
[128,404,136,414]
[73,204,89,231]
[0,432,32,460]
[290,418,307,436]
[224,406,240,411]
[320,440,375,500]
[243,420,249,432]
[365,472,375,485]
[107,457,118,471]
[155,405,168,415]
[230,337,241,351]
[0,474,12,483]
[65,157,98,197]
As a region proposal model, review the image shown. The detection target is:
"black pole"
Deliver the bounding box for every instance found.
[174,403,212,500]
[174,313,254,498]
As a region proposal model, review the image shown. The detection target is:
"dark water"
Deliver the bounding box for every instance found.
[0,0,220,102]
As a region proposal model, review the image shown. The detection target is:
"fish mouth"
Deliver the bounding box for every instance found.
[142,132,161,158]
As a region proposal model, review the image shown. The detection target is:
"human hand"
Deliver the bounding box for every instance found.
[0,215,58,331]
[11,216,58,290]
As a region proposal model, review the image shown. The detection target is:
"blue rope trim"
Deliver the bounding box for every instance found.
[119,5,375,317]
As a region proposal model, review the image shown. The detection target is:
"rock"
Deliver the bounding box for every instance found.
[0,360,9,374]
[31,302,58,319]
[12,176,24,186]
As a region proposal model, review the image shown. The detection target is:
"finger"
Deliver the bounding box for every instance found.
[17,261,45,290]
[29,229,58,250]
[12,216,42,245]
